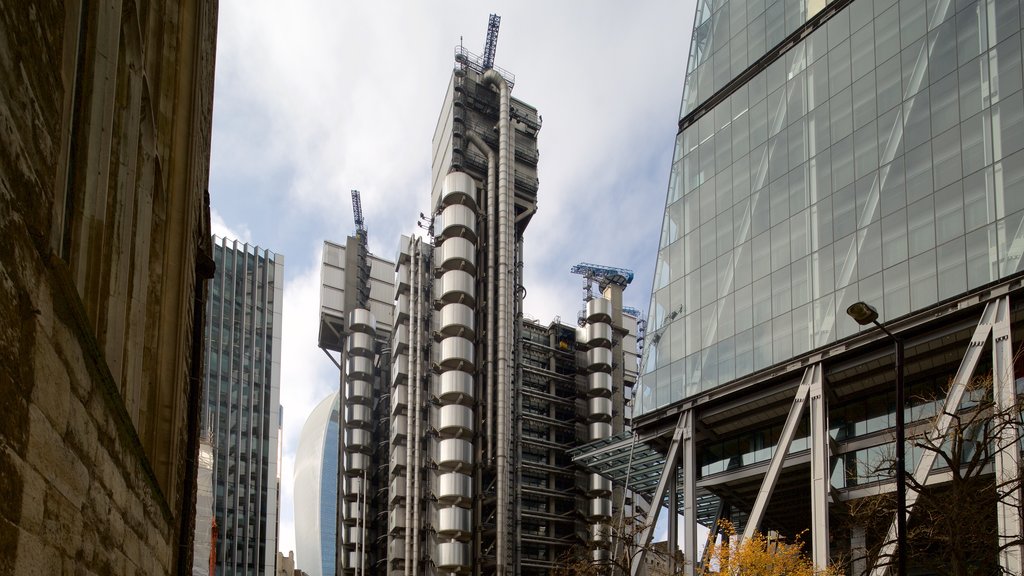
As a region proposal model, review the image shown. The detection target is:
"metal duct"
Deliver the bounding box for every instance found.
[438,506,473,540]
[439,302,476,338]
[345,378,373,403]
[464,130,497,464]
[588,372,613,397]
[586,347,613,372]
[439,270,476,306]
[438,203,478,243]
[585,322,613,348]
[437,472,473,507]
[348,308,376,334]
[437,236,476,273]
[482,68,511,575]
[438,404,475,438]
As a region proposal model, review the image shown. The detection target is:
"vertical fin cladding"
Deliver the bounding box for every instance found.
[389,241,412,575]
[433,172,478,573]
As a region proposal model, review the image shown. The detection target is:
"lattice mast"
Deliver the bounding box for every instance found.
[482,14,501,69]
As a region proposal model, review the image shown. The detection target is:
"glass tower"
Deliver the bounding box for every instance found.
[204,237,284,576]
[294,392,340,576]
[638,0,1024,415]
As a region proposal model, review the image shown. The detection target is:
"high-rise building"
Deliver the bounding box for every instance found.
[577,0,1024,573]
[316,26,641,576]
[205,237,284,576]
[294,392,341,576]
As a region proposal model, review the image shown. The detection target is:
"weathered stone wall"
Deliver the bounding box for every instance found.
[0,1,217,574]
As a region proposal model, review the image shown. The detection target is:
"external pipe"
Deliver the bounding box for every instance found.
[412,241,422,576]
[465,132,496,463]
[404,244,416,576]
[482,68,510,575]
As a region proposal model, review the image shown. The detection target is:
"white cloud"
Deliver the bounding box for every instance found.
[276,244,340,556]
[210,207,252,245]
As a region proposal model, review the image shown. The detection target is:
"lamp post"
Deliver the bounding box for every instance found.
[846,301,906,576]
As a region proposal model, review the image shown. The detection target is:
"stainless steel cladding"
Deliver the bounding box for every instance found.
[439,303,476,338]
[345,378,373,403]
[346,330,375,357]
[440,171,478,209]
[437,472,473,507]
[437,507,473,539]
[437,438,473,472]
[437,370,475,405]
[438,404,474,438]
[436,542,471,572]
[389,446,407,473]
[592,523,611,543]
[592,548,610,562]
[588,474,613,497]
[437,203,478,243]
[347,551,363,570]
[396,262,411,295]
[389,509,407,532]
[392,323,409,355]
[390,414,408,443]
[587,347,613,372]
[395,293,410,323]
[348,308,376,334]
[589,422,613,441]
[437,237,476,274]
[585,322,613,348]
[588,498,612,521]
[347,355,375,380]
[438,270,476,305]
[344,403,373,428]
[344,428,374,453]
[388,477,407,504]
[588,372,613,397]
[345,451,371,473]
[586,297,612,323]
[342,502,361,526]
[587,397,613,422]
[390,384,408,415]
[390,353,408,385]
[342,476,363,500]
[438,336,475,371]
[346,526,363,546]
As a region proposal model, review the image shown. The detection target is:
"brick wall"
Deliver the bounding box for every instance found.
[0,1,217,574]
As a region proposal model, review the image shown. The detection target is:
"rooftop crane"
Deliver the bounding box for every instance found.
[482,14,501,69]
[570,262,635,300]
[350,189,371,307]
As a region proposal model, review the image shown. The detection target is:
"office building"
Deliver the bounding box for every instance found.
[204,237,284,576]
[1,2,217,574]
[294,392,342,576]
[572,0,1024,573]
[316,20,641,576]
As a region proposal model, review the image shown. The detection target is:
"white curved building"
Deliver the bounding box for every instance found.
[294,392,340,576]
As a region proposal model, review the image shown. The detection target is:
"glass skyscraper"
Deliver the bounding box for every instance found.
[615,0,1024,572]
[204,237,284,576]
[639,0,1024,415]
[294,392,340,576]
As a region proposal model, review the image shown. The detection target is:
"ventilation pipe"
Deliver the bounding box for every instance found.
[482,68,511,575]
[404,249,417,576]
[464,131,496,462]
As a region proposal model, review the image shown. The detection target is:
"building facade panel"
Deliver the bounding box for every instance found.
[639,0,1024,415]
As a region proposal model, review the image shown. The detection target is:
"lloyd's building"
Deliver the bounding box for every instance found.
[573,0,1024,573]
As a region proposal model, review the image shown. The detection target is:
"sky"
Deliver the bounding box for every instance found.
[208,0,694,564]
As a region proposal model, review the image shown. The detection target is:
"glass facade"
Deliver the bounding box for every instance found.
[205,238,284,576]
[638,0,1024,415]
[294,392,339,576]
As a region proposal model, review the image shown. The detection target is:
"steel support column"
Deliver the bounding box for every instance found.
[868,299,998,576]
[992,296,1021,574]
[682,410,697,576]
[668,468,678,575]
[742,367,815,541]
[631,411,689,576]
[809,364,830,571]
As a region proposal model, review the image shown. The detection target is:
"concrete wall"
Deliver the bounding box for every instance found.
[0,1,217,574]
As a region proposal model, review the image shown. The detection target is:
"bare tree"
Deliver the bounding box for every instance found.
[843,372,1024,575]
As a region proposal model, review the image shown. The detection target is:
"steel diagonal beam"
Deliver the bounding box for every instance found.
[742,368,814,541]
[809,364,830,571]
[868,299,997,576]
[991,296,1021,573]
[631,411,689,576]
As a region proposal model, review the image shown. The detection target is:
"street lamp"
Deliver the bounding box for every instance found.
[847,301,906,576]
